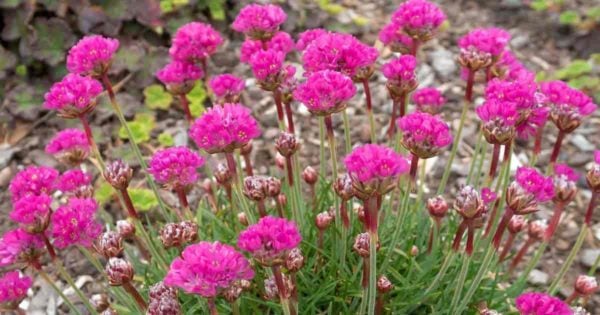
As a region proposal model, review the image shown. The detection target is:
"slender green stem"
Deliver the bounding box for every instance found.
[548,225,588,294]
[55,261,98,314]
[39,269,83,315]
[380,182,411,273]
[466,132,484,185]
[437,100,470,195]
[410,251,456,312]
[342,109,352,154]
[449,255,470,313]
[319,118,326,182]
[588,251,600,275]
[134,220,168,271]
[325,115,343,265]
[455,245,496,314]
[368,231,377,315]
[359,279,368,315]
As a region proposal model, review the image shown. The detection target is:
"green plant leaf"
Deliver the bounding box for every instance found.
[95,182,115,205]
[207,0,225,20]
[187,81,207,118]
[559,10,580,25]
[556,60,592,79]
[0,0,22,9]
[144,84,173,110]
[158,132,175,147]
[119,113,156,144]
[128,188,159,211]
[588,7,600,20]
[530,0,549,11]
[0,45,17,80]
[24,18,75,66]
[568,75,600,90]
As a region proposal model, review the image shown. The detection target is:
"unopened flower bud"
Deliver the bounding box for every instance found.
[508,215,526,234]
[454,186,485,219]
[527,220,547,240]
[222,281,244,303]
[277,194,287,207]
[458,48,493,72]
[275,154,286,170]
[427,195,448,219]
[240,141,253,155]
[243,176,268,201]
[116,220,135,238]
[315,211,334,230]
[410,245,419,256]
[238,212,248,226]
[266,177,281,197]
[353,233,379,258]
[90,293,110,312]
[587,164,600,192]
[275,132,300,157]
[95,231,124,258]
[148,281,181,315]
[179,221,199,244]
[104,160,133,190]
[214,163,232,186]
[575,275,599,296]
[105,257,133,286]
[334,174,354,200]
[149,281,177,300]
[159,221,198,249]
[302,166,318,186]
[377,275,393,293]
[264,276,279,300]
[285,248,304,272]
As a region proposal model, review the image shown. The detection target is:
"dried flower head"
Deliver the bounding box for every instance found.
[169,22,222,63]
[45,129,90,165]
[302,166,318,185]
[105,257,134,286]
[51,197,102,249]
[315,211,334,230]
[506,167,554,215]
[10,194,52,234]
[0,271,32,310]
[116,220,135,238]
[159,221,198,249]
[397,112,453,159]
[214,163,233,187]
[541,80,596,133]
[379,22,413,54]
[382,55,418,99]
[553,164,579,204]
[427,195,448,219]
[391,0,446,42]
[412,87,446,115]
[95,231,124,258]
[148,282,181,315]
[575,275,599,297]
[232,4,287,40]
[353,233,379,258]
[294,70,356,116]
[242,176,270,201]
[67,35,119,77]
[149,146,205,191]
[209,74,245,104]
[515,292,571,315]
[156,61,203,95]
[104,160,133,190]
[275,132,300,157]
[44,73,103,118]
[238,216,301,266]
[334,174,355,200]
[0,228,44,267]
[285,248,304,272]
[508,215,527,234]
[377,275,394,294]
[476,99,518,145]
[296,28,327,51]
[9,166,58,202]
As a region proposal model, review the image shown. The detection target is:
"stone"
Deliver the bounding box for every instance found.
[429,48,457,79]
[528,269,549,285]
[580,249,600,267]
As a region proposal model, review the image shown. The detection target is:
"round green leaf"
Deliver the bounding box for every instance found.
[144,84,173,110]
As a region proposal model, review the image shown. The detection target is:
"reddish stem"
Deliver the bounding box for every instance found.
[388,98,399,140]
[178,94,193,123]
[122,281,148,311]
[410,40,420,56]
[362,78,373,112]
[565,292,579,305]
[452,221,467,252]
[273,89,285,125]
[375,294,386,315]
[243,153,254,176]
[362,258,369,288]
[365,196,380,240]
[225,152,237,178]
[317,229,324,250]
[285,156,294,186]
[585,191,598,226]
[498,233,516,262]
[465,225,475,256]
[465,69,475,103]
[398,93,407,118]
[549,131,565,165]
[533,122,546,156]
[201,59,209,84]
[256,200,267,217]
[101,73,116,100]
[409,154,419,188]
[503,141,512,164]
[492,207,514,249]
[176,187,190,212]
[489,143,501,180]
[485,67,492,83]
[509,238,534,273]
[119,188,140,219]
[261,40,269,51]
[427,225,435,254]
[484,199,500,237]
[340,201,350,229]
[276,197,285,217]
[42,234,57,261]
[207,297,219,315]
[79,115,96,149]
[544,202,565,241]
[284,100,295,134]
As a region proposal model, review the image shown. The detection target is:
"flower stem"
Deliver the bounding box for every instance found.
[585,191,597,226]
[175,187,193,219]
[509,238,534,273]
[454,245,495,314]
[437,97,470,195]
[284,99,295,134]
[225,152,237,179]
[488,143,501,182]
[122,281,148,311]
[38,268,83,315]
[368,230,377,315]
[178,94,193,123]
[544,202,566,241]
[492,207,514,249]
[532,121,546,165]
[549,130,565,165]
[272,265,294,315]
[118,188,140,219]
[55,260,98,314]
[325,115,343,263]
[243,152,254,176]
[42,234,57,261]
[410,40,420,57]
[547,224,588,295]
[409,154,419,189]
[362,78,376,143]
[342,109,352,153]
[498,233,516,262]
[274,89,286,130]
[449,254,470,314]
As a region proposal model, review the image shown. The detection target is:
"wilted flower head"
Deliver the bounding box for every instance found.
[588,150,600,192]
[454,186,486,219]
[574,275,598,297]
[458,28,510,71]
[285,248,304,272]
[476,99,518,144]
[242,176,270,201]
[169,22,222,62]
[156,61,203,95]
[0,271,32,310]
[209,74,245,104]
[116,220,135,238]
[391,0,446,42]
[51,197,102,249]
[238,216,301,266]
[104,160,133,190]
[412,87,446,115]
[553,164,579,204]
[10,194,52,233]
[165,241,254,297]
[344,144,409,198]
[95,231,124,258]
[541,80,596,133]
[148,282,181,315]
[315,211,334,230]
[294,70,356,116]
[159,221,199,249]
[377,275,394,294]
[9,166,58,202]
[353,233,379,257]
[383,55,418,99]
[296,28,327,51]
[527,220,547,240]
[43,73,103,118]
[515,292,572,315]
[427,195,448,219]
[190,104,261,154]
[45,129,90,165]
[232,4,287,40]
[0,228,44,267]
[56,169,92,195]
[334,174,355,200]
[149,146,205,190]
[240,31,294,63]
[67,35,119,76]
[379,22,414,54]
[398,112,452,158]
[275,132,300,157]
[508,215,527,234]
[105,257,134,286]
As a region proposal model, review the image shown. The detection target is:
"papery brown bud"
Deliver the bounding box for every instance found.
[527,220,547,240]
[285,248,304,272]
[353,233,379,258]
[90,293,110,312]
[587,165,600,192]
[275,153,286,170]
[222,281,244,303]
[454,186,485,219]
[264,276,279,300]
[238,212,248,226]
[508,215,526,234]
[179,221,199,244]
[427,195,448,219]
[160,221,197,249]
[149,281,177,300]
[302,166,318,186]
[95,231,124,258]
[105,257,133,286]
[73,185,95,198]
[148,282,181,315]
[275,132,300,157]
[214,163,232,186]
[240,141,253,155]
[102,308,118,315]
[266,177,282,197]
[315,211,334,230]
[410,245,419,257]
[550,109,582,133]
[243,176,268,201]
[116,220,136,238]
[104,160,133,190]
[376,275,393,293]
[334,174,355,200]
[506,182,538,215]
[575,275,599,296]
[458,48,493,72]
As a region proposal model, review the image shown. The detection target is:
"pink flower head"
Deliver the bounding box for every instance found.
[595,150,600,164]
[481,187,498,205]
[209,74,245,104]
[10,194,52,233]
[164,241,254,297]
[383,55,418,97]
[302,32,378,80]
[45,128,90,165]
[156,60,203,86]
[491,50,528,81]
[379,22,414,54]
[56,169,92,194]
[540,80,597,133]
[412,87,446,114]
[515,167,555,203]
[43,73,103,118]
[249,49,286,90]
[240,32,294,63]
[344,144,409,198]
[51,197,102,249]
[0,271,31,308]
[232,4,287,40]
[293,70,356,116]
[476,99,519,144]
[391,0,446,41]
[9,166,58,202]
[66,35,119,76]
[189,103,261,154]
[238,216,301,266]
[296,28,328,51]
[169,22,223,62]
[0,228,44,267]
[149,146,205,190]
[554,164,579,182]
[397,112,452,158]
[515,292,572,315]
[458,28,511,58]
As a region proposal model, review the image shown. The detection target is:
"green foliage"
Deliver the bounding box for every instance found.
[160,0,189,14]
[317,0,345,15]
[95,182,115,205]
[144,84,173,110]
[559,10,580,25]
[555,59,592,79]
[24,18,75,66]
[118,113,156,144]
[187,81,207,117]
[128,188,159,211]
[158,132,175,147]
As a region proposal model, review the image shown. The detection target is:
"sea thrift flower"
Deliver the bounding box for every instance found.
[238,216,301,266]
[209,74,245,104]
[105,257,134,286]
[95,231,124,258]
[169,22,223,63]
[43,73,103,118]
[66,35,119,77]
[104,160,133,190]
[156,60,203,95]
[458,28,511,71]
[51,197,102,249]
[515,292,572,315]
[10,194,52,233]
[159,221,198,249]
[248,49,288,91]
[302,166,318,186]
[165,241,254,297]
[553,164,579,204]
[397,112,452,159]
[0,271,32,310]
[0,228,44,268]
[573,275,599,299]
[379,22,414,54]
[391,0,446,42]
[412,87,446,114]
[481,188,498,205]
[476,99,518,145]
[45,129,90,165]
[9,166,58,202]
[240,31,294,63]
[293,70,356,116]
[383,55,418,100]
[189,103,261,154]
[56,169,92,194]
[541,80,597,133]
[453,186,487,255]
[490,50,528,81]
[232,4,287,41]
[149,146,205,191]
[296,28,327,51]
[285,248,305,273]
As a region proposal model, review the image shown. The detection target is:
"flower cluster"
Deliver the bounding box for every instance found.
[378,22,414,54]
[458,28,510,71]
[10,194,52,233]
[51,197,102,249]
[149,146,205,190]
[232,4,287,40]
[296,29,327,51]
[45,129,90,165]
[391,0,446,41]
[56,169,92,194]
[476,99,518,144]
[248,49,289,90]
[397,112,452,158]
[156,61,203,90]
[66,35,119,77]
[540,80,597,133]
[293,70,356,116]
[43,73,103,118]
[0,228,44,267]
[238,216,301,266]
[169,22,222,63]
[515,167,555,203]
[515,292,572,315]
[0,271,32,310]
[412,87,446,114]
[209,74,245,104]
[240,31,294,63]
[383,55,418,98]
[9,166,58,202]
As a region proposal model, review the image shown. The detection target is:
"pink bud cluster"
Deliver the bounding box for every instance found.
[412,87,446,114]
[45,129,90,160]
[156,60,204,85]
[43,73,103,118]
[66,35,119,76]
[238,216,301,266]
[51,197,102,249]
[515,292,572,315]
[397,112,452,158]
[293,70,356,116]
[149,146,205,190]
[344,144,409,194]
[540,80,597,133]
[232,4,287,40]
[0,228,44,267]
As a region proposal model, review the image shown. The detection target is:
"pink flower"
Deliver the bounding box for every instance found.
[515,167,555,203]
[0,271,32,307]
[240,32,294,63]
[492,50,528,81]
[595,150,600,164]
[232,4,287,40]
[248,49,286,88]
[209,74,245,103]
[344,144,410,185]
[458,28,511,58]
[379,22,414,54]
[293,70,356,116]
[169,22,222,62]
[156,60,203,85]
[383,55,418,97]
[476,99,519,144]
[9,166,58,202]
[238,216,301,265]
[397,112,452,158]
[296,28,328,51]
[302,32,378,79]
[189,103,261,154]
[56,169,92,193]
[10,194,52,233]
[149,146,205,190]
[540,80,597,133]
[164,241,254,297]
[481,187,498,205]
[412,87,446,114]
[43,73,103,118]
[515,292,572,315]
[66,35,119,76]
[0,228,44,267]
[391,0,446,41]
[51,197,102,249]
[45,129,90,164]
[554,163,579,182]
